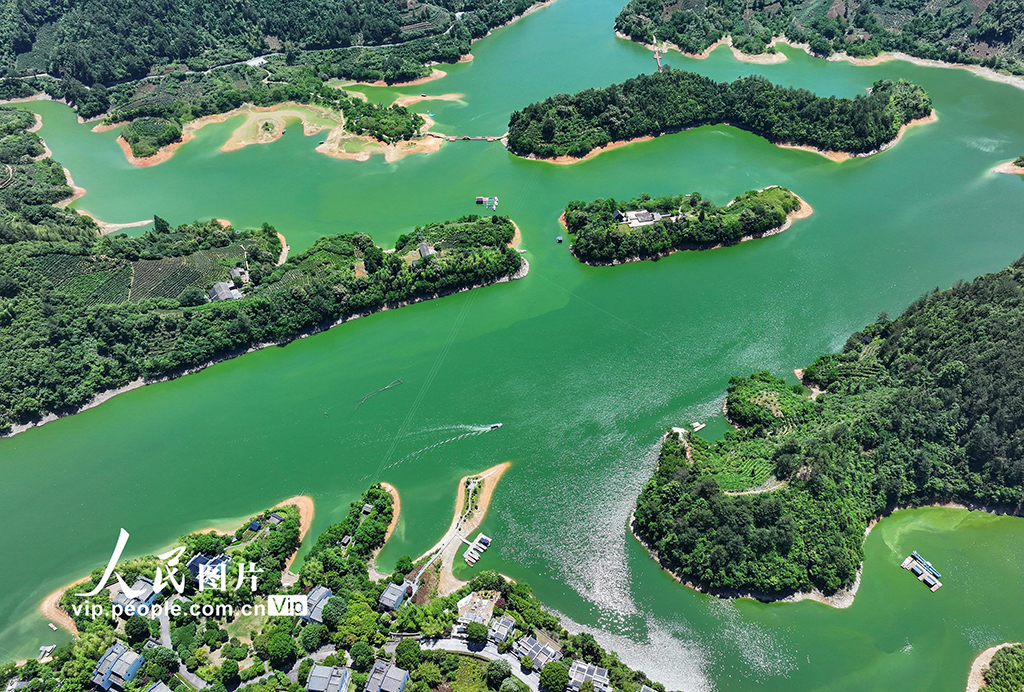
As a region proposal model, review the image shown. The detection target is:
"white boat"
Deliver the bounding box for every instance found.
[47,623,57,631]
[489,423,502,430]
[691,422,706,432]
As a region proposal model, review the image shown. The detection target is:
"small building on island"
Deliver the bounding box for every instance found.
[268,512,285,525]
[614,209,664,229]
[306,665,350,692]
[364,661,409,692]
[91,643,143,690]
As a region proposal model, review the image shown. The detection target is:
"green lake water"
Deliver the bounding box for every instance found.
[3,0,1024,688]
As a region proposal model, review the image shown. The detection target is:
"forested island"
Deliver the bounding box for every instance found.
[0,106,525,434]
[1,485,670,692]
[506,69,932,160]
[0,0,557,158]
[615,0,1024,77]
[562,187,806,264]
[632,254,1024,598]
[981,645,1024,692]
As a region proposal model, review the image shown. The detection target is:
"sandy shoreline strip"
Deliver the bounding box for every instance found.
[621,30,1024,92]
[277,495,315,571]
[776,111,937,161]
[41,495,315,630]
[368,483,402,580]
[411,461,511,596]
[391,93,464,108]
[509,221,522,248]
[994,161,1024,175]
[966,642,1020,692]
[529,110,934,165]
[39,576,89,634]
[276,232,290,265]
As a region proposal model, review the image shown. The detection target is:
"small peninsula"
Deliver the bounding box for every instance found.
[994,156,1024,175]
[561,186,810,264]
[13,483,671,692]
[506,69,933,161]
[632,254,1024,602]
[0,105,527,439]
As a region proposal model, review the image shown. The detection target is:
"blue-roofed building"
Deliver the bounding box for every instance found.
[91,643,143,690]
[303,585,333,624]
[249,521,261,531]
[186,554,232,588]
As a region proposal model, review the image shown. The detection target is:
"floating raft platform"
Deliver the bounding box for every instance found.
[901,554,943,591]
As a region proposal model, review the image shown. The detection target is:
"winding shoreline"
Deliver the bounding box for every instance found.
[3,257,529,440]
[966,642,1020,692]
[630,482,1022,608]
[519,112,936,165]
[560,189,813,266]
[368,482,403,580]
[413,462,511,596]
[39,494,314,633]
[622,31,1024,93]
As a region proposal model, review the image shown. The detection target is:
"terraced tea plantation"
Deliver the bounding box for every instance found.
[28,244,246,305]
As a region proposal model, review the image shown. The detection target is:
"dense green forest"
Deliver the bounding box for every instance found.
[0,0,545,85]
[507,69,931,159]
[984,645,1024,692]
[0,109,523,434]
[633,255,1024,595]
[1,485,670,692]
[562,186,801,263]
[615,0,1024,76]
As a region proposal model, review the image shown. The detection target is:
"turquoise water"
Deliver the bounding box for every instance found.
[1,0,1024,688]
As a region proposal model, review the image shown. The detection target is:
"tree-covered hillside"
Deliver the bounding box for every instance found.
[506,69,931,159]
[0,0,546,85]
[633,256,1024,595]
[562,186,801,263]
[0,108,523,434]
[615,0,1024,76]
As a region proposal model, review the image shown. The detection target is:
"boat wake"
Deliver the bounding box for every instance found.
[363,423,503,478]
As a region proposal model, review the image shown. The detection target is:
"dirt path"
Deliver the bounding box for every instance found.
[966,642,1020,692]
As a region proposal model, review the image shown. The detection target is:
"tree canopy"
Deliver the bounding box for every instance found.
[563,187,801,264]
[633,254,1024,594]
[507,69,931,159]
